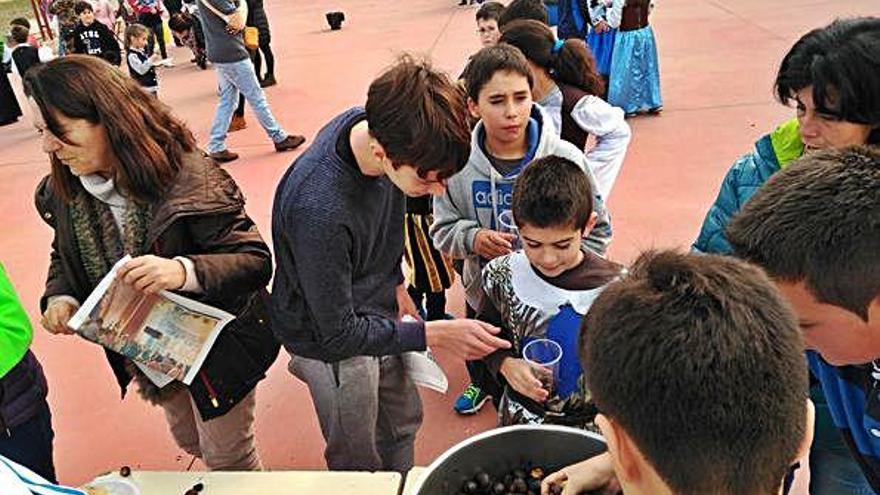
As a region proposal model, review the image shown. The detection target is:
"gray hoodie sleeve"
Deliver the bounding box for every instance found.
[430,188,480,260]
[584,170,613,256]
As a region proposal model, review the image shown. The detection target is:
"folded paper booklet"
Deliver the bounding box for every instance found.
[68,255,233,387]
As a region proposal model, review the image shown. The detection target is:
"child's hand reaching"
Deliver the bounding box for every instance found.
[149,54,162,64]
[473,229,516,259]
[500,357,549,403]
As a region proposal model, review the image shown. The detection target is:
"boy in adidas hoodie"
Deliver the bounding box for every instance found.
[431,43,612,413]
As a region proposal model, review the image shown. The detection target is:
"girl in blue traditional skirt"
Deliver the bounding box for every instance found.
[607,0,662,115]
[586,0,616,97]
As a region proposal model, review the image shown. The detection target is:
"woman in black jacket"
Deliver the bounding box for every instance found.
[26,56,279,471]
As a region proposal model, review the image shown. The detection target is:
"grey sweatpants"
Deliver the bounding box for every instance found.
[289,354,423,472]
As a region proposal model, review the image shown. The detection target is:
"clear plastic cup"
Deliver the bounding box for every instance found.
[496,209,522,251]
[522,338,563,396]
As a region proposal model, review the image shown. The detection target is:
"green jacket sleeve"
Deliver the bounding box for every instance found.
[0,262,33,378]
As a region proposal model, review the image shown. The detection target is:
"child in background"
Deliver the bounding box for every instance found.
[501,19,631,199]
[8,18,40,48]
[542,250,812,495]
[476,1,503,47]
[87,0,117,32]
[556,0,591,40]
[481,155,624,427]
[73,0,122,65]
[585,0,616,93]
[497,0,548,28]
[459,2,504,91]
[7,26,44,76]
[606,0,662,115]
[168,9,207,69]
[48,0,78,54]
[432,44,612,415]
[403,195,456,322]
[125,23,160,95]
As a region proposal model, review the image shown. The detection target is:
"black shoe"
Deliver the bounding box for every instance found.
[275,135,306,152]
[260,74,277,88]
[458,0,467,5]
[208,149,239,162]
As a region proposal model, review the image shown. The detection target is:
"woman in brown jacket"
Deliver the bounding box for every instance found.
[25,55,279,471]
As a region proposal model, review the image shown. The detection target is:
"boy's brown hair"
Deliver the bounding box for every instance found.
[464,43,533,102]
[728,146,880,319]
[512,155,592,230]
[10,25,29,45]
[582,250,808,495]
[365,55,471,180]
[74,1,93,15]
[476,1,504,22]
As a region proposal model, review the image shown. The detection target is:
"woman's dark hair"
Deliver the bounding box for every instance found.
[775,17,880,144]
[501,19,604,96]
[24,55,197,203]
[465,43,534,102]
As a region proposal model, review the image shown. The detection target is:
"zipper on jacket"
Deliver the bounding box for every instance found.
[199,370,220,408]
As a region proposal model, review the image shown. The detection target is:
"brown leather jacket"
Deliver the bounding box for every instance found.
[34,152,280,420]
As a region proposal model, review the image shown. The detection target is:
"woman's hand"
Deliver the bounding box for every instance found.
[500,357,549,403]
[117,255,186,294]
[41,299,78,335]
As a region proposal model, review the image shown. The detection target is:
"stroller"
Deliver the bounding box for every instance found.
[168,4,207,69]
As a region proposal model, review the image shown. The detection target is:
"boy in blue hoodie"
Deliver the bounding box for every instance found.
[431,43,612,414]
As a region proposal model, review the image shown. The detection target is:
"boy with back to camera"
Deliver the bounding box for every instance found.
[481,155,624,427]
[432,43,612,415]
[542,250,814,495]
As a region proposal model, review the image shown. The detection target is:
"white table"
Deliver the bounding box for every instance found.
[402,467,428,495]
[84,470,402,495]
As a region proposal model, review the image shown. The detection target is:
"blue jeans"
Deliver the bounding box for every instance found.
[207,58,286,153]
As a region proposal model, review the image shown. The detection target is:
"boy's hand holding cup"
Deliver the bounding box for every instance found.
[522,338,562,398]
[500,357,549,403]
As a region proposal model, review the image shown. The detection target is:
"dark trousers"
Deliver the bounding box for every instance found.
[139,12,167,58]
[0,403,56,483]
[407,286,447,321]
[252,38,275,79]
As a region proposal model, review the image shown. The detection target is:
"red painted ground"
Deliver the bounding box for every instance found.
[0,0,874,487]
